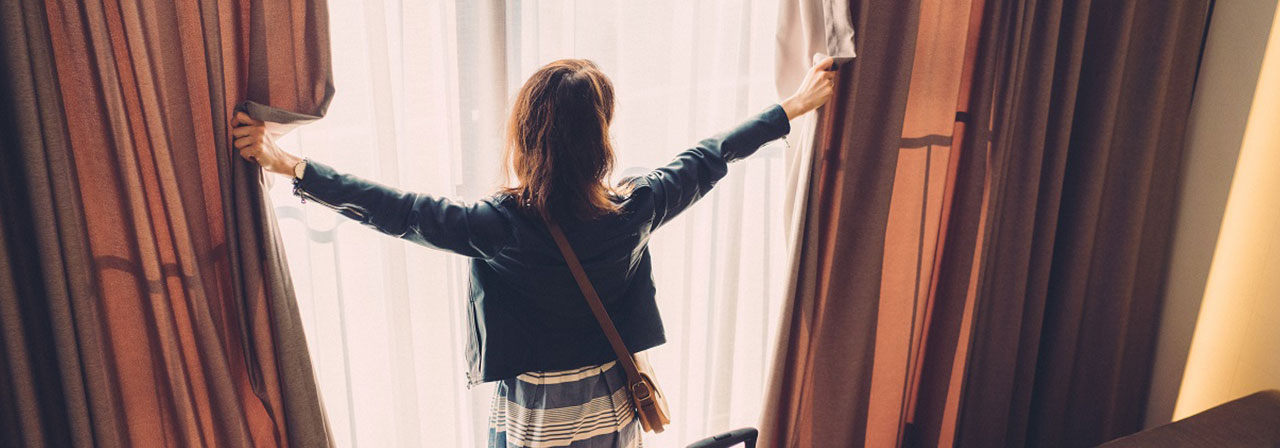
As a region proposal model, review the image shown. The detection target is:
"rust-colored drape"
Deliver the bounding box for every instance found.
[761,0,926,445]
[762,0,988,445]
[764,0,1212,446]
[0,0,334,445]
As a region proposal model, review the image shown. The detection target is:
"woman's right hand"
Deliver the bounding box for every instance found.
[781,54,838,119]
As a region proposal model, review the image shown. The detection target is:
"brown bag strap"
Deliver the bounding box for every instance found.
[543,218,645,387]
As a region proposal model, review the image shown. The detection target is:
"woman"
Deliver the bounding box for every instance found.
[233,56,836,447]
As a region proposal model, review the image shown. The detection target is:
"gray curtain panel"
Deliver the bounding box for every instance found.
[774,0,857,100]
[0,0,334,446]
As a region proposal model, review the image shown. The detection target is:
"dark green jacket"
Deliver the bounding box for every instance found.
[292,103,791,384]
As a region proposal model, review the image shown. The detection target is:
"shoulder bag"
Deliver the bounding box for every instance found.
[544,218,672,433]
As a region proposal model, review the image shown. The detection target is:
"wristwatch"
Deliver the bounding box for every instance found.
[291,158,309,204]
[292,158,307,179]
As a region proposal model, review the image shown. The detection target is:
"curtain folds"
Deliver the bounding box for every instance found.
[951,1,1212,446]
[0,0,334,446]
[1,1,95,445]
[765,0,1212,447]
[762,1,925,445]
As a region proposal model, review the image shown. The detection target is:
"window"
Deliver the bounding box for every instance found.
[267,1,788,445]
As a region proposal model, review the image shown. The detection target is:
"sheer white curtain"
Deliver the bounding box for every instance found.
[267,1,790,446]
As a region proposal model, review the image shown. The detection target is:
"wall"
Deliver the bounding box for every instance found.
[1143,0,1280,428]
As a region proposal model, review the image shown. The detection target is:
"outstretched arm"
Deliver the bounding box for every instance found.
[231,114,509,258]
[642,55,838,229]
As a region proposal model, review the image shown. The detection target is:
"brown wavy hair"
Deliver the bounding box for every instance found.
[502,59,621,221]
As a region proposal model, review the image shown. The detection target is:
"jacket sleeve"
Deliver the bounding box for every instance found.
[639,103,791,229]
[291,161,511,259]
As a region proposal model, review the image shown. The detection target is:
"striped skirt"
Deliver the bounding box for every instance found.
[488,360,643,448]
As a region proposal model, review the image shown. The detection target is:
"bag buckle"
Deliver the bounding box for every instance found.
[632,381,654,402]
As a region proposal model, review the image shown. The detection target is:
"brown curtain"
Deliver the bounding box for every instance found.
[0,0,334,446]
[937,1,1213,446]
[764,0,1213,446]
[762,0,926,445]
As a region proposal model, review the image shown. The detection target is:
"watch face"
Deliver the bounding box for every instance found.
[826,56,854,71]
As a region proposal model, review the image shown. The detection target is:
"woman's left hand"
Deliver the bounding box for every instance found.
[232,111,302,176]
